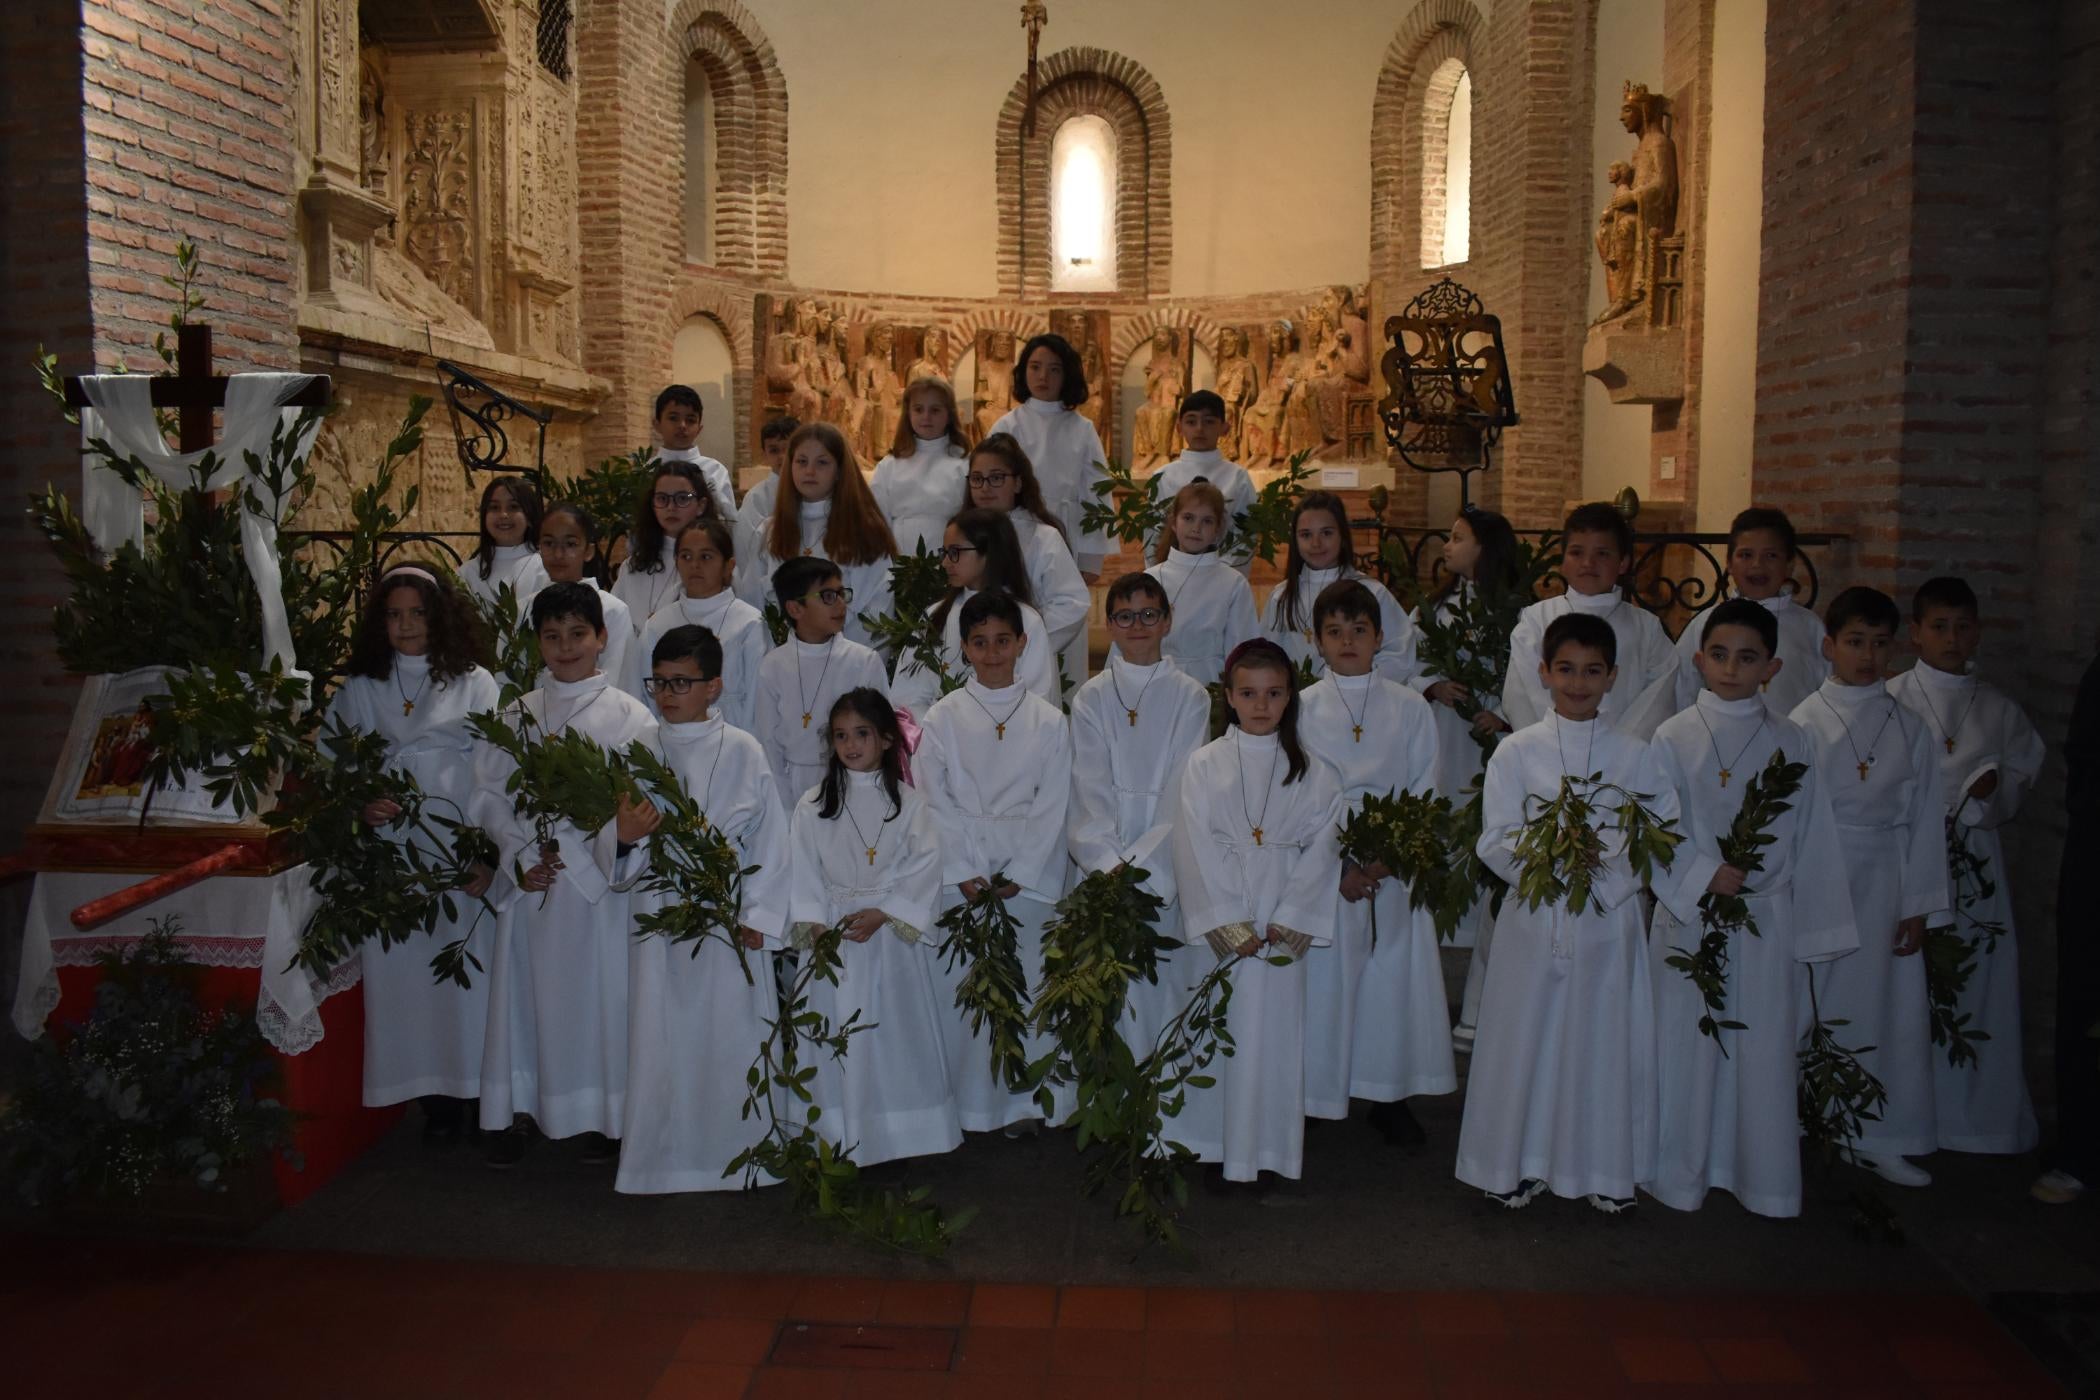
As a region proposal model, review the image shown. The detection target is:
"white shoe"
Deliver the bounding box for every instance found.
[1485,1178,1546,1209]
[2031,1169,2086,1205]
[1843,1147,1931,1187]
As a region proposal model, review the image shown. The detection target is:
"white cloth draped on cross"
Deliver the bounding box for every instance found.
[74,372,325,678]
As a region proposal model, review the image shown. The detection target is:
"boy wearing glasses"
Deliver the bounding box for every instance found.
[652,384,737,522]
[754,557,890,808]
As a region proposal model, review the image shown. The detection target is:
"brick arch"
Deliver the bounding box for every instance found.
[946,305,1053,352]
[1108,306,1230,380]
[1370,0,1483,287]
[671,0,788,277]
[663,280,754,462]
[995,47,1172,298]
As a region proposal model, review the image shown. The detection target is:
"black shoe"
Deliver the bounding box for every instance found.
[484,1124,532,1170]
[419,1096,465,1147]
[578,1132,620,1165]
[1203,1164,1270,1198]
[1367,1099,1428,1148]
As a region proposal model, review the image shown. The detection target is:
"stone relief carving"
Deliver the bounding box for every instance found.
[973,327,1018,441]
[358,58,389,202]
[852,322,904,463]
[761,295,827,428]
[1130,326,1191,472]
[1240,319,1296,471]
[906,324,952,385]
[1055,309,1113,456]
[402,110,476,313]
[1212,325,1258,462]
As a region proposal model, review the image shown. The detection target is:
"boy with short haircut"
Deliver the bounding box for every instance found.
[754,556,889,808]
[736,415,800,570]
[1788,586,1951,1186]
[1149,390,1257,568]
[1669,508,1830,716]
[1889,576,2045,1155]
[1458,612,1682,1213]
[1501,502,1676,738]
[914,592,1074,1134]
[1646,598,1856,1217]
[615,624,792,1193]
[653,384,737,522]
[1298,580,1453,1144]
[470,582,660,1168]
[1066,573,1213,1051]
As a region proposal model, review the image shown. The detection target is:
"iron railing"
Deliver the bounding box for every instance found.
[437,360,550,494]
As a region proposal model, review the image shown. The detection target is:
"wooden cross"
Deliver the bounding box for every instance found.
[63,323,330,452]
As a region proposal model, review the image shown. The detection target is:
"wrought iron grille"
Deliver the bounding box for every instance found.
[436,360,551,496]
[535,0,572,82]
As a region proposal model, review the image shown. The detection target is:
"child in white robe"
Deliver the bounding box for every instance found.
[1502,502,1676,739]
[1789,586,1952,1187]
[736,423,897,649]
[1413,508,1522,1047]
[1143,480,1259,689]
[1458,611,1683,1212]
[650,384,738,521]
[1170,639,1345,1188]
[1668,508,1830,717]
[986,332,1111,581]
[533,502,633,701]
[787,687,963,1166]
[870,378,970,555]
[1891,576,2046,1155]
[327,565,503,1139]
[1298,581,1453,1142]
[462,475,551,611]
[612,460,720,628]
[755,556,891,808]
[614,624,791,1194]
[964,432,1092,687]
[1647,599,1857,1217]
[888,509,1058,716]
[1067,573,1213,1053]
[636,518,767,730]
[1258,491,1419,685]
[1145,391,1258,570]
[914,592,1074,1134]
[470,582,660,1168]
[734,415,798,575]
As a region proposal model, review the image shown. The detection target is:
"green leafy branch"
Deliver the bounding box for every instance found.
[548,447,654,574]
[1232,449,1317,567]
[1946,811,2006,955]
[1030,865,1174,1105]
[1924,919,1989,1070]
[1401,532,1560,751]
[860,545,960,692]
[464,706,636,891]
[621,741,758,966]
[1079,458,1166,550]
[937,875,1036,1095]
[1799,972,1890,1201]
[136,658,312,821]
[1664,752,1806,1051]
[1336,787,1471,944]
[1510,775,1682,917]
[469,581,544,708]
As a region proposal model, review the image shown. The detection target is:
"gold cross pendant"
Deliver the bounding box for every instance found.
[402,700,415,716]
[801,712,811,728]
[1252,827,1264,847]
[1352,725,1363,743]
[1719,769,1731,787]
[1126,708,1139,726]
[866,847,877,866]
[995,723,1006,740]
[1945,737,1956,754]
[1858,760,1871,781]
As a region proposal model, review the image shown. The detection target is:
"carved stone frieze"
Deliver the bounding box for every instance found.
[402,109,478,314]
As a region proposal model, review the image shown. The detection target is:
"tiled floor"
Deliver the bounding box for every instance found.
[0,1233,2064,1398]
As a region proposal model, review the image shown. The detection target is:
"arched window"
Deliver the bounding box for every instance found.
[1371,2,1483,283]
[670,1,788,276]
[1051,116,1117,292]
[1423,58,1471,269]
[683,57,716,263]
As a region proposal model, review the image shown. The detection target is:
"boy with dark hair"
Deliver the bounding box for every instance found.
[736,414,801,569]
[1149,389,1257,567]
[472,580,660,1169]
[1646,597,1856,1216]
[753,555,889,808]
[1788,585,1951,1186]
[1889,576,2044,1156]
[653,383,736,521]
[1460,610,1681,1213]
[1669,507,1830,715]
[1501,502,1675,738]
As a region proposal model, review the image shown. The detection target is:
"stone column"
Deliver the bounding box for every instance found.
[297,0,392,314]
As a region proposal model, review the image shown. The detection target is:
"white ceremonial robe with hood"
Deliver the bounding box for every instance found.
[1258,567,1421,687]
[887,590,1057,719]
[1670,592,1830,718]
[464,543,552,614]
[614,715,791,1193]
[915,680,1074,1132]
[1455,712,1681,1202]
[1147,449,1258,570]
[788,771,963,1166]
[1009,506,1092,688]
[1170,731,1346,1181]
[753,634,891,808]
[1789,678,1952,1159]
[991,398,1111,574]
[1144,548,1260,690]
[736,499,896,649]
[1502,590,1678,740]
[1298,672,1455,1112]
[326,658,504,1104]
[734,471,779,577]
[636,589,769,732]
[870,438,969,556]
[470,672,658,1137]
[1066,654,1213,1053]
[1646,693,1858,1217]
[1890,661,2047,1153]
[611,540,688,633]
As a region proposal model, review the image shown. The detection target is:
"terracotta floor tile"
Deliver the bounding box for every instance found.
[878,1280,972,1328]
[1056,1284,1147,1330]
[843,1373,960,1400]
[1143,1287,1237,1334]
[1048,1325,1149,1378]
[1142,1328,1242,1381]
[1680,1293,1782,1339]
[948,1379,1046,1400]
[1891,1332,2015,1385]
[1140,1380,1222,1400]
[793,1275,885,1324]
[746,1367,852,1400]
[647,1363,755,1400]
[1591,1293,1700,1337]
[1233,1328,1333,1380]
[489,1298,611,1355]
[953,1325,1054,1375]
[1232,1288,1327,1334]
[680,1314,785,1367]
[1330,1332,1429,1386]
[1408,1290,1511,1337]
[1499,1290,1593,1335]
[1040,1376,1143,1400]
[1699,1337,1811,1384]
[1611,1334,1719,1385]
[969,1283,1060,1329]
[1786,1332,1902,1387]
[616,1269,737,1315]
[1317,1288,1414,1336]
[698,1273,804,1320]
[590,1309,707,1361]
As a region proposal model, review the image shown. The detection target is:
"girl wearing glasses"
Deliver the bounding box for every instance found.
[870,377,971,556]
[889,508,1057,716]
[613,460,719,627]
[1145,480,1259,689]
[961,432,1092,688]
[737,423,897,648]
